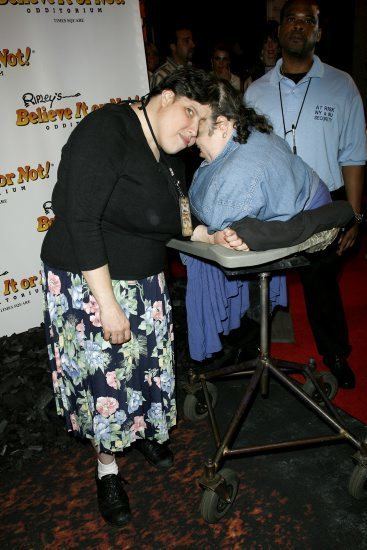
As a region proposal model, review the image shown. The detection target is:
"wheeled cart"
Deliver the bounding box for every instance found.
[168,233,367,523]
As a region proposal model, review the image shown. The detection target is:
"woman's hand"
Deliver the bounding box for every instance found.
[191,224,249,251]
[214,228,250,251]
[82,264,131,345]
[100,302,131,344]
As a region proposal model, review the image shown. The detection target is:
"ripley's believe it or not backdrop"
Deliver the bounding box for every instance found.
[0,0,148,337]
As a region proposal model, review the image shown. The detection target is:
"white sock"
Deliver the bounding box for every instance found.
[97,458,118,479]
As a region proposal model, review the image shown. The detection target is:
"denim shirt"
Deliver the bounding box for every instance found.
[189,130,322,232]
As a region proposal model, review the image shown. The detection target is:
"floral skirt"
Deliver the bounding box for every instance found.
[42,265,176,454]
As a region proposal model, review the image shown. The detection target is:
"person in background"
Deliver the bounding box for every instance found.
[151,24,195,88]
[41,68,244,529]
[244,0,366,389]
[243,22,280,93]
[211,42,242,91]
[145,42,160,89]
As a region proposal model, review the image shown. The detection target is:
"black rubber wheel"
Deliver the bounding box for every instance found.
[302,371,338,403]
[200,468,239,523]
[183,382,218,421]
[348,464,367,500]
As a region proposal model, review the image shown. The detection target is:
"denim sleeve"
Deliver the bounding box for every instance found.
[206,170,265,232]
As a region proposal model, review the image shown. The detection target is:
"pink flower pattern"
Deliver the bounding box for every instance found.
[96,396,119,418]
[48,272,61,295]
[90,311,102,327]
[152,301,164,321]
[131,416,147,433]
[44,265,175,454]
[106,371,118,389]
[83,296,102,327]
[83,295,99,315]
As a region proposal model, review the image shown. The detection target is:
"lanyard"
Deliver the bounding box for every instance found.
[140,101,186,199]
[139,100,193,237]
[278,77,312,154]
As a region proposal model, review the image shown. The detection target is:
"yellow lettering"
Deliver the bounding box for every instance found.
[16,109,30,126]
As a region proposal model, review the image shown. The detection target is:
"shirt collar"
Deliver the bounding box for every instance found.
[166,57,193,69]
[200,131,239,167]
[271,55,324,83]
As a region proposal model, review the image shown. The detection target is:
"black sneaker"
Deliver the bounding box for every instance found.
[95,472,131,527]
[135,439,173,469]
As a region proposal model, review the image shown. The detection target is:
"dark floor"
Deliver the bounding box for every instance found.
[2,371,367,549]
[1,279,367,548]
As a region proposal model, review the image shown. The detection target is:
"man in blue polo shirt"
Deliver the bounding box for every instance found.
[244,0,366,389]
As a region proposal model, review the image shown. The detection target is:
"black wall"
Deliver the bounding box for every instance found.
[146,0,357,77]
[146,0,267,72]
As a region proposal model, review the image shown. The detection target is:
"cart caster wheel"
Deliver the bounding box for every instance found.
[183,382,218,421]
[348,464,367,499]
[200,468,239,523]
[302,371,338,403]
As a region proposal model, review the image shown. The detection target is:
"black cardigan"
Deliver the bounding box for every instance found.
[41,103,184,279]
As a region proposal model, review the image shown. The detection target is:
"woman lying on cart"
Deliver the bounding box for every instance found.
[185,78,352,362]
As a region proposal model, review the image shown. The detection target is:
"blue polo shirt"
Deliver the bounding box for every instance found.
[244,56,367,192]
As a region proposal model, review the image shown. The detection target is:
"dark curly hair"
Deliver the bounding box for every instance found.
[149,66,213,105]
[207,78,272,144]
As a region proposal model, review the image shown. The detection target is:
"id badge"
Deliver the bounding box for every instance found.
[179,196,193,237]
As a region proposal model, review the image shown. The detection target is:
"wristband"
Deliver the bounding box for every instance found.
[354,211,364,224]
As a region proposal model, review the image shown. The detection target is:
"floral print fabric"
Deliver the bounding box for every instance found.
[42,265,176,454]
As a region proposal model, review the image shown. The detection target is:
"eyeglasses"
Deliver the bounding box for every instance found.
[214,56,229,61]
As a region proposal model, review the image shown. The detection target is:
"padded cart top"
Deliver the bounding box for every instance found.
[167,228,338,269]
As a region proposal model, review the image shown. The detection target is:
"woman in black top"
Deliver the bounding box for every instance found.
[41,68,248,527]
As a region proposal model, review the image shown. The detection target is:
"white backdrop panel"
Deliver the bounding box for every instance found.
[0,0,149,336]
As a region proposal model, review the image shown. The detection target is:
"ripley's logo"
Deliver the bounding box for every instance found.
[2,273,41,295]
[0,161,51,187]
[16,97,122,127]
[0,0,125,4]
[0,47,31,68]
[37,201,54,232]
[23,91,81,110]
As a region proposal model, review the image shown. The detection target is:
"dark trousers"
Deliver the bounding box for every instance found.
[298,188,351,359]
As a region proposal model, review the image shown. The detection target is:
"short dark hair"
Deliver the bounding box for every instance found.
[207,79,272,144]
[280,0,320,24]
[167,24,193,47]
[149,67,213,105]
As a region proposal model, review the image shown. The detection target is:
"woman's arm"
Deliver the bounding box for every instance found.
[190,203,354,252]
[230,202,354,251]
[82,265,131,345]
[191,224,249,250]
